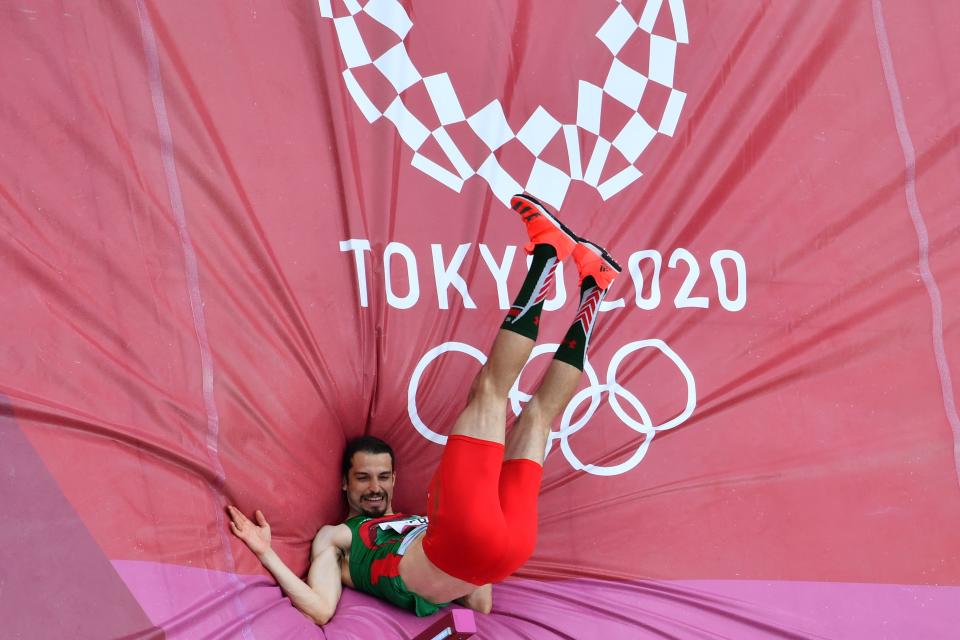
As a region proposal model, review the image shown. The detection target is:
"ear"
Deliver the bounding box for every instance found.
[341,476,347,492]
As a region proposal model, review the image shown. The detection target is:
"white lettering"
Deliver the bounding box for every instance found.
[339,239,748,312]
[479,244,517,310]
[600,297,625,312]
[339,239,372,308]
[710,250,747,312]
[669,248,709,309]
[384,242,420,309]
[431,243,476,309]
[629,250,662,310]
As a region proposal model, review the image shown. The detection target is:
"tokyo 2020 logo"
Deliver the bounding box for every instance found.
[319,0,689,208]
[325,0,699,475]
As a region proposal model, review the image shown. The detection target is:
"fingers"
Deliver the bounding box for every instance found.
[227,507,242,536]
[227,505,256,535]
[226,505,270,538]
[226,505,246,525]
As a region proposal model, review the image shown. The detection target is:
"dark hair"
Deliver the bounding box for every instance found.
[341,436,395,478]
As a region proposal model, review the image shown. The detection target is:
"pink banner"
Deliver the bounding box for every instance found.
[1,0,958,637]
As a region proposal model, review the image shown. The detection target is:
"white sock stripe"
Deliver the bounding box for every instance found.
[575,287,604,335]
[581,288,607,352]
[574,286,600,320]
[535,273,557,303]
[531,258,558,304]
[574,294,599,319]
[513,256,557,321]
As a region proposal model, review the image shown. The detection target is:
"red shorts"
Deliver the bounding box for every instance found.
[422,434,543,585]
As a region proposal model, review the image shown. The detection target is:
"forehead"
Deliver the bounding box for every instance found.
[349,451,393,475]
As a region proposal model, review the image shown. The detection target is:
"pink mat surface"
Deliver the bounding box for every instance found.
[114,560,960,639]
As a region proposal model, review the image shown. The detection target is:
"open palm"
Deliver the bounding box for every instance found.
[227,505,271,557]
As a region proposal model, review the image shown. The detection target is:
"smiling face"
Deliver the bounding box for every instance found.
[342,451,395,518]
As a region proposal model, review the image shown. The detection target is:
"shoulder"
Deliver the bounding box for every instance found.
[312,523,352,554]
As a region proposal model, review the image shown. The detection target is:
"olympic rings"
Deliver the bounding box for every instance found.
[406,339,697,476]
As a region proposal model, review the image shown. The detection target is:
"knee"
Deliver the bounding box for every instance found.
[493,534,537,581]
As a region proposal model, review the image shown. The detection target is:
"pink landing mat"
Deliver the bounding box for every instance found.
[112,561,960,639]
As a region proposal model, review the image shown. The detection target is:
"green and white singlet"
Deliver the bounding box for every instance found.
[344,513,449,617]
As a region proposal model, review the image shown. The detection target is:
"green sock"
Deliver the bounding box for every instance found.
[501,244,559,341]
[554,277,605,370]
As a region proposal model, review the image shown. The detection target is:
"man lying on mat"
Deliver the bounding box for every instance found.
[228,194,621,623]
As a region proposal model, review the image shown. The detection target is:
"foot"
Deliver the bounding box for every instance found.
[572,239,621,290]
[510,194,579,261]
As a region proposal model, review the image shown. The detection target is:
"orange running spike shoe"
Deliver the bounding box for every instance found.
[510,193,579,261]
[572,239,622,290]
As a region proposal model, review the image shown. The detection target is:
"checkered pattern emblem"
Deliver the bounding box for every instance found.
[319,0,689,208]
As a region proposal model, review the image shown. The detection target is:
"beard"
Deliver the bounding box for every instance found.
[358,492,388,518]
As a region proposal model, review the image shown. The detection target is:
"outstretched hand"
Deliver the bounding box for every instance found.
[227,505,271,558]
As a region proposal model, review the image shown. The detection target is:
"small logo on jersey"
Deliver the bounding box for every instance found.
[378,515,428,534]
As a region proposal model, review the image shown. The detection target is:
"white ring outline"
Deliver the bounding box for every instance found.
[407,339,697,475]
[408,341,487,445]
[557,339,696,476]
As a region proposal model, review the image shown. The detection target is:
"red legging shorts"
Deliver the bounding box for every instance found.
[422,434,543,585]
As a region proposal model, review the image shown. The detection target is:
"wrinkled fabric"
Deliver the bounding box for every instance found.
[1,1,958,638]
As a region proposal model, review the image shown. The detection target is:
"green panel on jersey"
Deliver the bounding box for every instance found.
[344,514,449,617]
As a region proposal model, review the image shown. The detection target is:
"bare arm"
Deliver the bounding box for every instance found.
[302,525,346,624]
[455,583,493,615]
[227,506,344,625]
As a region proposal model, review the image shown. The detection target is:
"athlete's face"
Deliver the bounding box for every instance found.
[343,451,395,518]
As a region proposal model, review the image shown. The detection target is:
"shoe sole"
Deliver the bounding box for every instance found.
[511,194,580,249]
[579,239,622,274]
